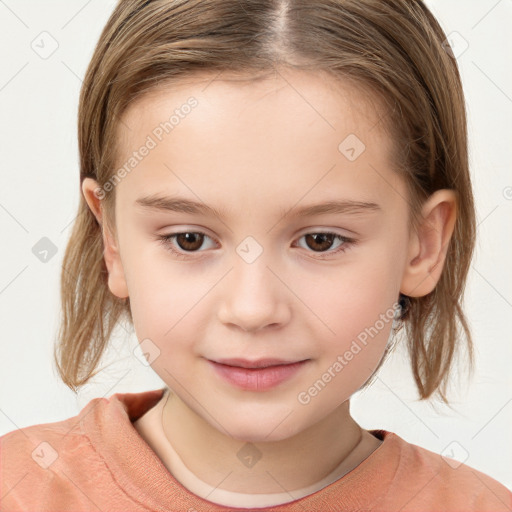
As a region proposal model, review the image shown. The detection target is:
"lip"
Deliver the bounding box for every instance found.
[207,358,310,391]
[213,357,305,369]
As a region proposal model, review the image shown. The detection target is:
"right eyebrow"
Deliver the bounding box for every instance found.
[135,194,228,218]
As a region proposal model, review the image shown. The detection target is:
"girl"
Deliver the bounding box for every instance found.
[1,0,510,510]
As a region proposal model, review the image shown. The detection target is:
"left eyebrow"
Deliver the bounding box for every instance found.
[286,200,381,218]
[134,194,381,219]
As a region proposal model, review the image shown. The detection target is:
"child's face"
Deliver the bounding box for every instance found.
[109,69,411,441]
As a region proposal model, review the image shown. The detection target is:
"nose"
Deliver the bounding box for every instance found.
[217,253,291,333]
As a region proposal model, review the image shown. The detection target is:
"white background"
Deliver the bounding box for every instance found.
[0,0,511,492]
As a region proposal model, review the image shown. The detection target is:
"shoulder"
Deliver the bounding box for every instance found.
[383,432,512,511]
[0,403,110,510]
[0,390,165,511]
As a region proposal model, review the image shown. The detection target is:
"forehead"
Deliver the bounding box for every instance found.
[119,68,385,136]
[112,68,399,212]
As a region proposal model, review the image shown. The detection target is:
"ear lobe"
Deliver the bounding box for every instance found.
[103,224,130,299]
[400,189,457,298]
[81,178,129,299]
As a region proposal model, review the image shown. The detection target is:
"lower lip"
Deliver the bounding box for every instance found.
[208,360,309,391]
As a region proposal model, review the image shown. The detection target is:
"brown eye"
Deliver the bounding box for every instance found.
[158,231,215,259]
[303,233,336,252]
[295,232,355,259]
[174,232,205,251]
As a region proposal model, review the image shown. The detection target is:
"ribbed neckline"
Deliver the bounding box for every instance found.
[81,387,402,511]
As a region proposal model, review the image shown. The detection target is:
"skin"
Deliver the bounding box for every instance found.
[82,68,456,496]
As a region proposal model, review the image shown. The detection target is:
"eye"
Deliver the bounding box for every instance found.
[157,231,215,259]
[294,232,355,259]
[158,230,356,260]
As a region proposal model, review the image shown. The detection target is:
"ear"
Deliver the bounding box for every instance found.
[400,189,457,297]
[81,178,129,299]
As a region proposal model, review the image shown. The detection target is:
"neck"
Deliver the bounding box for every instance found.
[161,389,364,494]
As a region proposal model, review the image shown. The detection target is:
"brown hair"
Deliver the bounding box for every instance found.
[54,0,476,405]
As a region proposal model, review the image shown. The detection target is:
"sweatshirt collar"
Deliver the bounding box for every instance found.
[81,387,400,511]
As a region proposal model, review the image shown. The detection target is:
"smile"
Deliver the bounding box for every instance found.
[207,359,310,391]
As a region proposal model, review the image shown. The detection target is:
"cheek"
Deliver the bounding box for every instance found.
[297,244,401,384]
[119,244,182,340]
[127,269,202,383]
[299,250,399,336]
[123,249,214,367]
[305,294,397,406]
[128,277,194,344]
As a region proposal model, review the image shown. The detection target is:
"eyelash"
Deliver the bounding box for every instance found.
[157,230,356,260]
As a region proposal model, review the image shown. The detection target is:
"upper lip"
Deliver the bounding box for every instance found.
[211,358,308,369]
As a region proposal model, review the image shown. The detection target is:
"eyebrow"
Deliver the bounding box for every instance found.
[135,194,381,219]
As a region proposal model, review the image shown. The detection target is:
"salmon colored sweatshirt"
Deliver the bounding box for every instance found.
[1,387,511,511]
